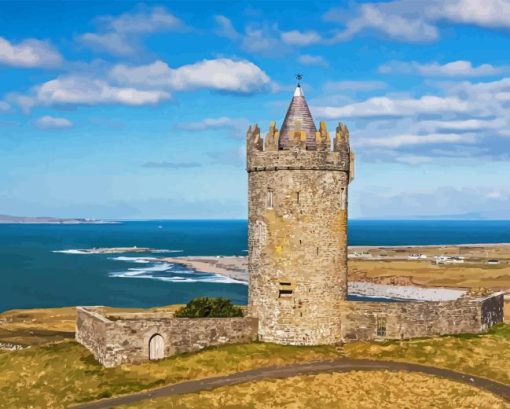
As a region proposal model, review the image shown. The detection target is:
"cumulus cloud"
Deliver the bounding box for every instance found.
[297,54,329,67]
[314,73,510,164]
[20,75,170,109]
[315,95,473,119]
[325,0,510,43]
[10,58,270,112]
[142,161,202,169]
[110,59,271,94]
[280,30,322,46]
[79,5,184,56]
[0,37,62,68]
[380,60,503,77]
[33,115,73,129]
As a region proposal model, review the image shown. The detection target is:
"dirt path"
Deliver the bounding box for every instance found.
[69,359,510,409]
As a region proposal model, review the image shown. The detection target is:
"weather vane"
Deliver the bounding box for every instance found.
[296,73,303,86]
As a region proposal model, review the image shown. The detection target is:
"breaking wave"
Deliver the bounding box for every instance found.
[109,256,246,285]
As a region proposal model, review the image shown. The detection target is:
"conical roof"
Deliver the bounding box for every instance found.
[279,85,317,150]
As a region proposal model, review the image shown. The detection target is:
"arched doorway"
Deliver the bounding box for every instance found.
[149,334,165,360]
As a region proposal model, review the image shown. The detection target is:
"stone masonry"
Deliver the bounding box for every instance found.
[76,83,504,367]
[245,83,503,346]
[76,307,258,367]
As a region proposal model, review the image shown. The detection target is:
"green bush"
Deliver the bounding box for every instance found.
[174,297,244,318]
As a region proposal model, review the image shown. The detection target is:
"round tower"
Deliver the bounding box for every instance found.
[246,83,354,345]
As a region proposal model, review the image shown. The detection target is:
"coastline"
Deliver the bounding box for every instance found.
[161,243,510,301]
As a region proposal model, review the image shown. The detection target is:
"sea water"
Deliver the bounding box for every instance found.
[1,219,509,312]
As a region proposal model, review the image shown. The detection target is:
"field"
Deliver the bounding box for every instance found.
[117,371,509,409]
[0,306,509,409]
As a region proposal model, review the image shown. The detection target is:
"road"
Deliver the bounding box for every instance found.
[69,358,510,409]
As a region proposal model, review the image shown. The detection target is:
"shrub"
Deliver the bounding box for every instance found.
[174,297,244,318]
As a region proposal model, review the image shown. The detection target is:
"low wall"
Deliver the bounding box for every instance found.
[341,293,504,342]
[76,307,111,364]
[76,307,258,367]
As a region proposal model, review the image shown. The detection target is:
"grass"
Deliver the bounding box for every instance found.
[343,323,510,385]
[116,371,510,409]
[0,340,341,409]
[349,258,510,289]
[1,307,509,408]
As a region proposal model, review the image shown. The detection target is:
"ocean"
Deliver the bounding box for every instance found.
[1,219,509,312]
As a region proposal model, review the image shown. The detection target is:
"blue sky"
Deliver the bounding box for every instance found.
[1,0,510,220]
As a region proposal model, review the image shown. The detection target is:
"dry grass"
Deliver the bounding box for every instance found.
[349,259,510,289]
[117,371,510,409]
[344,323,510,385]
[0,305,182,346]
[0,340,341,409]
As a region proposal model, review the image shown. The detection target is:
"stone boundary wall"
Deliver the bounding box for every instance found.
[341,293,504,342]
[76,307,258,367]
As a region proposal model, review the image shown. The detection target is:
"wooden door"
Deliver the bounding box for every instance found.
[149,334,164,360]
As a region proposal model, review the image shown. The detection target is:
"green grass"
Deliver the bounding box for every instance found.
[344,324,510,385]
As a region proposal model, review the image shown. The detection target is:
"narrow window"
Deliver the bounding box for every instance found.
[316,247,319,255]
[279,282,293,298]
[296,191,300,204]
[267,190,273,208]
[340,188,346,210]
[376,317,387,337]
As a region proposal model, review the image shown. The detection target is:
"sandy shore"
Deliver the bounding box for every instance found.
[161,256,248,282]
[160,253,497,301]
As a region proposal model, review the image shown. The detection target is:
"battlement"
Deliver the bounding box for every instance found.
[246,121,354,180]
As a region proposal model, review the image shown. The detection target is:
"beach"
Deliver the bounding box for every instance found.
[162,243,510,302]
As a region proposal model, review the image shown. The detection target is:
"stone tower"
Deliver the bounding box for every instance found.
[247,83,355,345]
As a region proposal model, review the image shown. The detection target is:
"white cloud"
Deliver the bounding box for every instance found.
[79,32,137,56]
[0,101,10,111]
[102,5,182,33]
[328,2,438,43]
[242,25,283,54]
[356,133,475,148]
[432,0,510,28]
[297,54,329,67]
[213,15,240,40]
[380,60,502,77]
[34,115,73,129]
[281,30,322,46]
[0,37,62,68]
[110,59,271,94]
[28,75,170,107]
[323,80,387,91]
[177,117,248,131]
[79,5,184,56]
[314,95,473,119]
[417,118,505,133]
[325,0,510,43]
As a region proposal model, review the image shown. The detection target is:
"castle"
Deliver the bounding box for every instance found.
[76,83,504,367]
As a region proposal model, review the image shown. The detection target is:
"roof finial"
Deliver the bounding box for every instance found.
[296,73,303,87]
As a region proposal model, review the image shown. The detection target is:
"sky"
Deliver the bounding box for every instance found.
[1,0,510,220]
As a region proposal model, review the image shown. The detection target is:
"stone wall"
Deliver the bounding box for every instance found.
[76,307,258,367]
[340,293,504,342]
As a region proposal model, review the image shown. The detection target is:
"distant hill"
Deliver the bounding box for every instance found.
[0,214,114,224]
